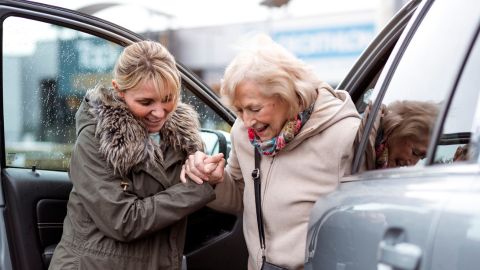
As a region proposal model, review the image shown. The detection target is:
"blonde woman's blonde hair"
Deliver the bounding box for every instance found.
[113,40,181,104]
[220,34,321,118]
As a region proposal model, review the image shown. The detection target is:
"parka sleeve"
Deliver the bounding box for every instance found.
[207,121,245,214]
[69,124,215,242]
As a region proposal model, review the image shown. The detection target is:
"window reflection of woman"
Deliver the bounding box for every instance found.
[360,100,439,170]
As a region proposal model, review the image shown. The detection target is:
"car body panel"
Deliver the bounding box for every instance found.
[306,171,456,269]
[429,171,480,270]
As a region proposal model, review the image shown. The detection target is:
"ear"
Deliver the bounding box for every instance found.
[112,80,119,90]
[112,80,125,98]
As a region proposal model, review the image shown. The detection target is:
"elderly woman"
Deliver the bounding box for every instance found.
[49,41,215,270]
[182,35,360,270]
[359,100,439,170]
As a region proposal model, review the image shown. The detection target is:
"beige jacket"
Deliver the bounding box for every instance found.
[209,83,360,270]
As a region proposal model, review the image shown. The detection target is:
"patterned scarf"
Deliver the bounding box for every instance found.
[248,104,314,156]
[375,128,389,169]
[375,140,389,169]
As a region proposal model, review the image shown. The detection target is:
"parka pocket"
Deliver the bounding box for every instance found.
[78,253,149,270]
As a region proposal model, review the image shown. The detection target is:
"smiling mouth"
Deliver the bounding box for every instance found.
[254,125,268,134]
[393,159,409,167]
[145,118,163,125]
[146,115,161,121]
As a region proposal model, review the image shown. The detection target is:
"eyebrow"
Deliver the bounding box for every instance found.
[135,97,154,103]
[237,101,262,108]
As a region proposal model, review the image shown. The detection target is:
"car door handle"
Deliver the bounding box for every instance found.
[377,228,422,270]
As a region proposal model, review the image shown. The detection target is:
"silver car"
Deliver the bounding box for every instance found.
[306,0,480,269]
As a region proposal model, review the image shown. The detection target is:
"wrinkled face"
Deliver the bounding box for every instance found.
[387,135,429,168]
[233,80,290,141]
[114,79,176,133]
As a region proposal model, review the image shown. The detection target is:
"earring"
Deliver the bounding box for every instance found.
[120,180,129,191]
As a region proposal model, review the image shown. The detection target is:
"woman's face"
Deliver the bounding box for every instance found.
[114,79,176,133]
[233,80,290,141]
[387,135,429,168]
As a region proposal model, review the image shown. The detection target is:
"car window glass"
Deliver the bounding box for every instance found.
[433,32,480,164]
[4,16,231,171]
[354,70,381,116]
[4,16,123,171]
[181,89,230,131]
[358,0,479,171]
[345,33,396,116]
[181,88,231,156]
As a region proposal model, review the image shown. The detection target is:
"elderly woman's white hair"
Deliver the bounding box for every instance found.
[383,100,439,142]
[220,34,321,118]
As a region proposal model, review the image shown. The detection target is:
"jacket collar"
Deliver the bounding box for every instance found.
[283,83,360,152]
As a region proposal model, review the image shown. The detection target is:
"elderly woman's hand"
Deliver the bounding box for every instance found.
[180,151,225,185]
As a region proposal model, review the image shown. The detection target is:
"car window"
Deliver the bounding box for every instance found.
[357,0,479,171]
[4,16,123,171]
[433,31,480,164]
[4,16,230,171]
[354,70,381,116]
[181,89,231,132]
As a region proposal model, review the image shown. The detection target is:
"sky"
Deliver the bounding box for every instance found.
[31,0,381,32]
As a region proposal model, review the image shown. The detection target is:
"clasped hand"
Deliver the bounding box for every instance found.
[180,151,225,185]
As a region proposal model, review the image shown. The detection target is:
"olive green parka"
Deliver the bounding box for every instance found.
[49,86,215,270]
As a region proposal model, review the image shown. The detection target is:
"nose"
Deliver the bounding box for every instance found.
[242,112,256,128]
[411,156,421,165]
[151,104,167,118]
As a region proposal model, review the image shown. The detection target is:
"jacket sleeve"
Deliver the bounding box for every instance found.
[69,124,216,242]
[207,121,244,214]
[337,117,361,179]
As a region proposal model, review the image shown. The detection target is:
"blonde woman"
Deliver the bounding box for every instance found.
[49,41,215,270]
[182,35,361,270]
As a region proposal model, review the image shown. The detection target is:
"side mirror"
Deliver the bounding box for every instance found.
[200,129,231,160]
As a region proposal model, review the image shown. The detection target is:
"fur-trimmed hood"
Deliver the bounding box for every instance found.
[75,85,203,177]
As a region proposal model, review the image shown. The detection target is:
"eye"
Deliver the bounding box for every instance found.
[412,149,426,159]
[246,106,262,113]
[162,95,173,103]
[139,100,153,106]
